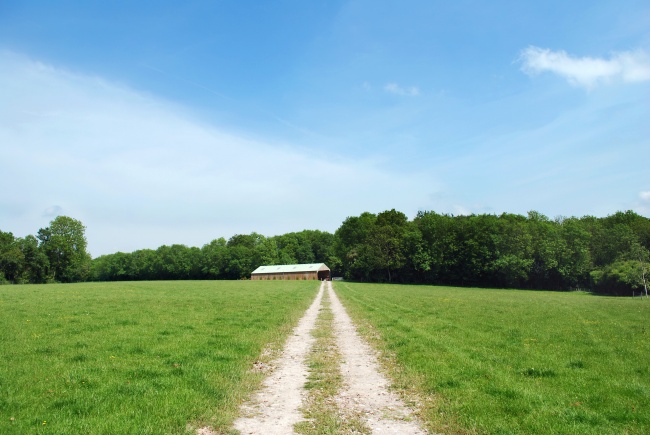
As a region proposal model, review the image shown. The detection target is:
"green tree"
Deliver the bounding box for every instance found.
[155,244,199,280]
[274,232,313,264]
[0,231,23,283]
[446,214,499,287]
[201,238,228,279]
[129,249,159,280]
[17,235,49,283]
[335,212,377,280]
[37,216,91,282]
[492,213,534,288]
[527,211,564,289]
[368,209,409,282]
[604,210,650,249]
[224,233,276,279]
[628,242,649,296]
[414,211,457,284]
[557,217,592,289]
[591,257,648,296]
[303,230,336,264]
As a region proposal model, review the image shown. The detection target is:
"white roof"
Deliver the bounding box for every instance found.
[251,263,330,274]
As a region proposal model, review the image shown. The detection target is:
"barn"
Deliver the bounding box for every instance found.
[251,263,330,281]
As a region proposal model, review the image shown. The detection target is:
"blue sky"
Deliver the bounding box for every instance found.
[1,0,649,257]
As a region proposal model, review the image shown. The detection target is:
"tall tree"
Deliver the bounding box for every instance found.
[201,238,228,279]
[0,231,23,283]
[37,216,91,282]
[368,209,410,282]
[557,217,592,289]
[492,213,534,288]
[335,212,377,280]
[17,235,49,283]
[626,241,649,297]
[527,211,564,289]
[223,233,276,279]
[414,211,457,284]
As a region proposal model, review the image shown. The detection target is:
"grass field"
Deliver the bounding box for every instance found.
[3,280,649,434]
[335,282,650,434]
[0,280,319,434]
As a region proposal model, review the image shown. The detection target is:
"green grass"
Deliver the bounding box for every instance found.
[334,282,650,434]
[0,280,319,434]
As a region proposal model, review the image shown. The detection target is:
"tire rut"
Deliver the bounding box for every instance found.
[227,281,427,434]
[232,282,325,434]
[327,281,427,434]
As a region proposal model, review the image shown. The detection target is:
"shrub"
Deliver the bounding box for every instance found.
[591,260,647,296]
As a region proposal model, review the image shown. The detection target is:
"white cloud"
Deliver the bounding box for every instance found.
[43,205,63,217]
[384,82,420,96]
[0,51,435,256]
[519,46,650,89]
[640,191,650,201]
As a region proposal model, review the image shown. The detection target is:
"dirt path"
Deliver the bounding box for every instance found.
[232,282,325,435]
[229,281,426,434]
[327,281,427,434]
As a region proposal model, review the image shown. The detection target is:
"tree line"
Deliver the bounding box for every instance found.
[91,230,337,282]
[0,216,91,284]
[1,210,648,295]
[335,210,649,296]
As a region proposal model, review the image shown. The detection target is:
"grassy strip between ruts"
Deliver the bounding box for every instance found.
[295,288,369,435]
[334,282,650,435]
[0,280,319,434]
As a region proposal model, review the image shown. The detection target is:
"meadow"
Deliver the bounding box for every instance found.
[335,282,650,434]
[0,280,319,434]
[3,280,649,434]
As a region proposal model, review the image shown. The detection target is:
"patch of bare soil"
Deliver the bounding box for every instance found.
[231,282,325,435]
[327,281,428,434]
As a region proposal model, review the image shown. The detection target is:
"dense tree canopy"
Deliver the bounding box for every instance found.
[37,216,91,282]
[335,209,650,295]
[90,230,338,282]
[1,216,89,284]
[2,210,649,295]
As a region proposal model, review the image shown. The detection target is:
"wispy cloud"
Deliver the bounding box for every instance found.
[0,51,435,255]
[640,191,650,202]
[519,46,650,89]
[43,205,63,217]
[384,82,420,96]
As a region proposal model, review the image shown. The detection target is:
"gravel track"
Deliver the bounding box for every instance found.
[327,281,427,434]
[228,281,426,434]
[233,282,325,434]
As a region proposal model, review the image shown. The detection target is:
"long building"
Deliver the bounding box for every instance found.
[250,263,330,281]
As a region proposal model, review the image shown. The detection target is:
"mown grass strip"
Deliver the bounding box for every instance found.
[335,282,650,435]
[295,289,369,435]
[0,280,319,434]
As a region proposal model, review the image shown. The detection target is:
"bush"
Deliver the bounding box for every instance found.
[591,260,647,296]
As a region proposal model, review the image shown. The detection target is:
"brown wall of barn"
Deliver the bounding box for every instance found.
[251,272,319,281]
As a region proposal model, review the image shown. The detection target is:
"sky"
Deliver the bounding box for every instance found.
[1,0,649,257]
